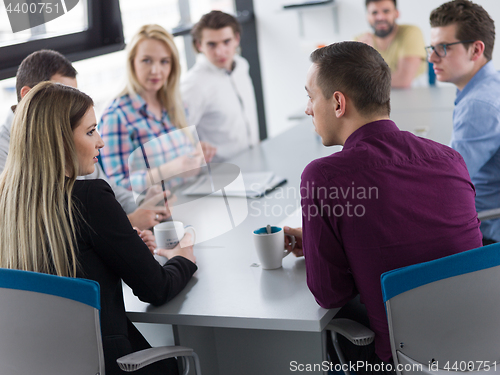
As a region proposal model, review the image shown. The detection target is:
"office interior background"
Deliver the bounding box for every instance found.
[0,0,498,358]
[1,0,500,139]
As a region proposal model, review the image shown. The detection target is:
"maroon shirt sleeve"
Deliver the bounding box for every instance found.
[301,160,358,309]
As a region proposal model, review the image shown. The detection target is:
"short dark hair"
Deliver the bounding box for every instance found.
[430,0,495,61]
[15,49,77,102]
[191,11,241,52]
[366,0,397,8]
[310,41,391,117]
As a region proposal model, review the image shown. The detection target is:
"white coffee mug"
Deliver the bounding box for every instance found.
[253,226,296,270]
[154,221,196,249]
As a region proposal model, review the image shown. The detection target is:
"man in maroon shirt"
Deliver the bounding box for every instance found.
[285,41,482,373]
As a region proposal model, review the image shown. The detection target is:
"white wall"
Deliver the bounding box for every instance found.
[253,0,500,137]
[3,0,500,139]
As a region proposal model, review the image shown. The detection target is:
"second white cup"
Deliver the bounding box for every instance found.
[253,226,295,270]
[154,221,196,249]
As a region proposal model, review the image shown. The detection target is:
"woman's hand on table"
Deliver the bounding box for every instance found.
[180,151,204,177]
[134,227,157,254]
[284,226,303,257]
[199,141,217,163]
[154,233,196,264]
[160,152,204,180]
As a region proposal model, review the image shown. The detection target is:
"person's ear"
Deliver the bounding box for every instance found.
[234,32,241,47]
[332,91,346,118]
[470,41,485,61]
[20,86,31,99]
[195,41,202,53]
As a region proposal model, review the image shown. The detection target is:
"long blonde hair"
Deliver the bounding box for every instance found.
[121,24,188,130]
[0,82,94,277]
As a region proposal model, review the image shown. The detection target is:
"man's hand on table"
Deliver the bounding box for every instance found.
[128,186,174,230]
[199,141,217,163]
[284,226,303,257]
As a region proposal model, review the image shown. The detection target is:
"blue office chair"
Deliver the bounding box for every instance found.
[382,242,500,374]
[0,268,201,375]
[328,242,500,375]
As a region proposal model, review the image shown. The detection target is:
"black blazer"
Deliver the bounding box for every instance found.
[73,179,197,374]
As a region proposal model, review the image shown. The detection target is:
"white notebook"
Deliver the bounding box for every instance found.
[182,171,287,198]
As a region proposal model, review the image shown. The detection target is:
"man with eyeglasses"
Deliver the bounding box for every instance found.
[357,0,427,88]
[429,0,500,245]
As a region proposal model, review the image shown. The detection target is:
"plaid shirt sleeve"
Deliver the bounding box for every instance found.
[99,97,198,194]
[99,104,135,190]
[127,128,198,194]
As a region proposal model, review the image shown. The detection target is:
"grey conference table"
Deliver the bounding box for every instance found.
[389,85,456,145]
[123,85,457,375]
[124,123,336,375]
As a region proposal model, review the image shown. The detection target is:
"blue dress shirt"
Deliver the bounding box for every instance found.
[451,61,500,242]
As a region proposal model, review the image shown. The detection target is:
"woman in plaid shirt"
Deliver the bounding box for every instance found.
[99,24,216,195]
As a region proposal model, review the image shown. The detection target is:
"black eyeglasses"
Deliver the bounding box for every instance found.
[425,40,475,58]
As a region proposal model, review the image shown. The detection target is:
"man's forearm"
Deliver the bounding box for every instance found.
[391,56,424,88]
